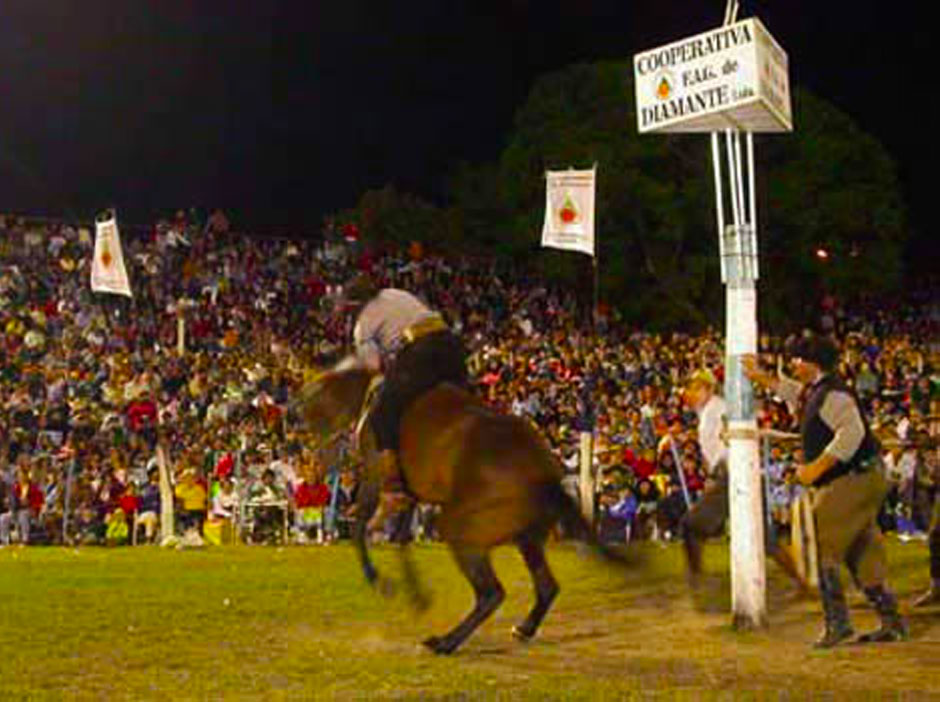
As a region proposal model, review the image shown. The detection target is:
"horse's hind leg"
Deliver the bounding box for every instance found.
[398,543,431,612]
[511,528,559,642]
[423,545,505,655]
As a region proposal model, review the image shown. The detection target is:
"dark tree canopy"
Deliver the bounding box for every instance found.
[337,61,906,331]
[454,61,907,330]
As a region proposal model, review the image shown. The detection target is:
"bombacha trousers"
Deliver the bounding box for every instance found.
[929,490,940,580]
[812,467,888,588]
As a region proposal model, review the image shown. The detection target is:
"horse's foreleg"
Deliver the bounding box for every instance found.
[511,528,559,642]
[422,545,504,655]
[354,476,380,585]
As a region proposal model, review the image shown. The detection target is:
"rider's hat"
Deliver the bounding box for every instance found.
[342,273,378,306]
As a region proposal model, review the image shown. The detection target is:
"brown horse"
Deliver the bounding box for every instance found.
[296,361,633,655]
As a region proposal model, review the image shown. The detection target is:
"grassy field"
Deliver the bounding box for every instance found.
[0,538,938,700]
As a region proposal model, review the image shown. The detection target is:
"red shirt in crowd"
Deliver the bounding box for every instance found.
[215,453,235,479]
[13,481,45,515]
[127,398,158,432]
[295,481,330,509]
[119,493,140,516]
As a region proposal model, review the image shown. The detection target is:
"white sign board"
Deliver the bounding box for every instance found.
[634,17,791,134]
[541,167,596,257]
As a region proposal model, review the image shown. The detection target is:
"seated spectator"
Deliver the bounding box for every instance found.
[205,475,238,545]
[118,482,140,532]
[598,484,636,543]
[136,467,161,543]
[656,479,688,541]
[249,468,286,544]
[293,473,330,544]
[332,469,359,539]
[211,475,238,520]
[40,467,66,544]
[633,477,660,541]
[174,467,208,535]
[105,487,132,546]
[71,477,103,545]
[0,473,12,546]
[5,460,44,544]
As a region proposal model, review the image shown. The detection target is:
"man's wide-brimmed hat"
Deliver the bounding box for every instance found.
[786,332,839,371]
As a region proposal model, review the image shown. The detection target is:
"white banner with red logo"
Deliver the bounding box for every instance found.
[541,167,596,257]
[91,213,133,297]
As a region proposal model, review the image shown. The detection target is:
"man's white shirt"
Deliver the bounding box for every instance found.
[698,394,728,473]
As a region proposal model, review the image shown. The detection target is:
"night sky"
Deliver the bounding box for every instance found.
[0,2,932,253]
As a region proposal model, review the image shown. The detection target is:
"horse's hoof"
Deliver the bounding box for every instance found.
[411,592,432,614]
[376,577,396,598]
[511,626,534,642]
[422,636,455,655]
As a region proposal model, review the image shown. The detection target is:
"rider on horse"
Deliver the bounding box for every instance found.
[341,273,468,531]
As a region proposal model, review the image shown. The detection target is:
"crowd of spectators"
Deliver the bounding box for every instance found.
[0,210,937,548]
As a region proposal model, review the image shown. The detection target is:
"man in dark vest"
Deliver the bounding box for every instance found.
[340,273,468,532]
[912,476,940,607]
[745,333,907,647]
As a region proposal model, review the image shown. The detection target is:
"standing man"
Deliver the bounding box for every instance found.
[912,448,940,606]
[678,370,805,589]
[678,369,729,579]
[744,333,907,647]
[340,273,467,531]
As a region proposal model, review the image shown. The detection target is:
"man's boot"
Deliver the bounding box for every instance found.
[857,585,909,643]
[681,522,703,587]
[814,567,854,648]
[913,538,940,607]
[367,450,414,534]
[912,579,940,608]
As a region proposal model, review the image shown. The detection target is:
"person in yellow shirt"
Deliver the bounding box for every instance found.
[174,468,208,535]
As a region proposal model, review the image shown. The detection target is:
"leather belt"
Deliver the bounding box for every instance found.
[402,314,447,345]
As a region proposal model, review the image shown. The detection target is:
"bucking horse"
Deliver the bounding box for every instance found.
[295,359,634,654]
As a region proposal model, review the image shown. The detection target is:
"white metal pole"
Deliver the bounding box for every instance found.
[723,130,767,628]
[157,441,176,545]
[177,307,186,356]
[579,431,595,525]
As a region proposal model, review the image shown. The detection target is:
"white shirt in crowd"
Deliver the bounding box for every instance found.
[697,393,728,473]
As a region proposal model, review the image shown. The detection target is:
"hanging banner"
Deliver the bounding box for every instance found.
[541,167,596,257]
[91,211,133,297]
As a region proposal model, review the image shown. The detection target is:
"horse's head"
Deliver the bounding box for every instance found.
[291,357,375,440]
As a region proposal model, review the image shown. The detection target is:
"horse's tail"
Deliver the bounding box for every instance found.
[543,482,637,568]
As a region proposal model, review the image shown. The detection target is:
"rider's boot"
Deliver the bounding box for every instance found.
[681,520,703,587]
[367,449,415,534]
